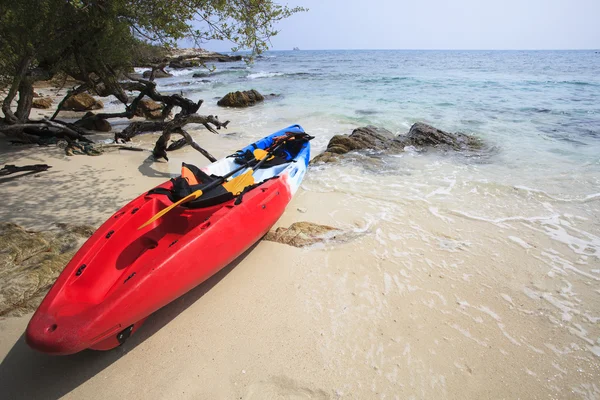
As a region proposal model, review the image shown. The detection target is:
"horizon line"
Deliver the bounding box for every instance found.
[260,48,600,52]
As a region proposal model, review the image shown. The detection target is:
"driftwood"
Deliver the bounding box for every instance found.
[2,67,229,162]
[0,164,51,177]
[0,118,93,144]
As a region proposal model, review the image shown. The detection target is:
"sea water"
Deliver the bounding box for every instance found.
[149,50,600,397]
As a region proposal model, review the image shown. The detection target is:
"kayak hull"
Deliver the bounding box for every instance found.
[26,125,309,355]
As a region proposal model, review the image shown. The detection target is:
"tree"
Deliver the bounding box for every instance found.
[0,0,305,156]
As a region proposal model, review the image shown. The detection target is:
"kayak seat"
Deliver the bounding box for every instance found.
[147,163,235,209]
[233,149,290,169]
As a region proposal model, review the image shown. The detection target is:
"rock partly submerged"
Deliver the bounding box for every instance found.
[217,89,264,108]
[167,48,243,67]
[0,223,94,317]
[312,122,485,163]
[142,69,173,79]
[264,222,362,248]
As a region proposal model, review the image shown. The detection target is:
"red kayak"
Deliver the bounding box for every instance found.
[26,126,312,355]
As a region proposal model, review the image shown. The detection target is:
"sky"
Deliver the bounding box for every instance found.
[195,0,600,51]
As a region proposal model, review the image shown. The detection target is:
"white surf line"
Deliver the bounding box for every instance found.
[447,210,560,228]
[514,185,600,203]
[425,176,457,198]
[428,207,455,223]
[508,236,533,249]
[539,251,600,281]
[524,218,600,257]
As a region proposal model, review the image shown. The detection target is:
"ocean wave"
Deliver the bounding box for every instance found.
[358,76,413,84]
[246,71,315,80]
[524,79,599,87]
[167,68,198,77]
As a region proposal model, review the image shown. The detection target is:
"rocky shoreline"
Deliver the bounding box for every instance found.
[312,122,486,163]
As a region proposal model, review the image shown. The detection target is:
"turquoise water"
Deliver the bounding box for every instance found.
[152,50,600,197]
[159,50,600,168]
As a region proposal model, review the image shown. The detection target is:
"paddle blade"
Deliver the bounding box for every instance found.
[222,170,255,195]
[138,189,203,230]
[253,149,268,160]
[253,148,275,161]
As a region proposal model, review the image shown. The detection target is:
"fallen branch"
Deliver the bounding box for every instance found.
[152,121,223,162]
[0,118,93,144]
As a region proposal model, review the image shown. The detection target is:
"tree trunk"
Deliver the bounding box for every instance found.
[15,79,34,123]
[1,54,34,124]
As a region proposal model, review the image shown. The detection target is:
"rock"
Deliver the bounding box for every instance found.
[134,98,164,119]
[311,152,341,164]
[393,122,483,151]
[147,110,164,119]
[264,93,282,100]
[63,93,103,111]
[142,69,173,79]
[217,89,264,107]
[218,55,242,62]
[0,222,94,317]
[32,97,53,109]
[264,222,364,248]
[74,112,112,132]
[312,123,484,163]
[169,60,199,69]
[264,222,344,248]
[329,126,397,154]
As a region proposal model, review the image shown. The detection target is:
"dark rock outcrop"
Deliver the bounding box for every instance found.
[32,97,53,109]
[169,60,199,69]
[217,89,264,107]
[166,49,243,69]
[142,69,173,79]
[312,123,484,163]
[63,93,103,111]
[264,222,360,248]
[393,122,483,151]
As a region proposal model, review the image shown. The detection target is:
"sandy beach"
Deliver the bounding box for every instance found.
[2,59,600,399]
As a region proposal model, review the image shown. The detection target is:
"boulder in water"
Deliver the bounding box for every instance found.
[393,122,483,151]
[169,60,200,69]
[312,122,484,163]
[217,89,264,107]
[142,69,173,79]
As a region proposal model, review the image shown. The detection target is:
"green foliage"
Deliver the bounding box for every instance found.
[0,0,306,88]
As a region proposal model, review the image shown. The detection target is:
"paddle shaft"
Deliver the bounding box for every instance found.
[195,139,287,193]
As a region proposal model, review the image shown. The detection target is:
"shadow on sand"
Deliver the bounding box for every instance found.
[0,243,257,399]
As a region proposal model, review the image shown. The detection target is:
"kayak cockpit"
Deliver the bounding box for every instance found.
[58,196,234,307]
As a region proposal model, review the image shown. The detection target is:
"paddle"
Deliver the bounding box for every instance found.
[138,138,288,230]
